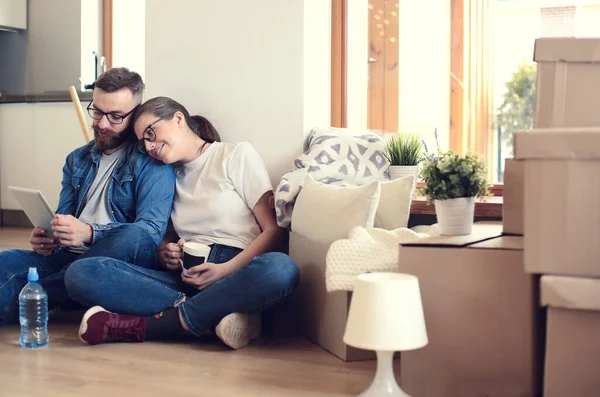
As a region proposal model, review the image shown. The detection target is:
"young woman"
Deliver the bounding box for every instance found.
[64,97,299,349]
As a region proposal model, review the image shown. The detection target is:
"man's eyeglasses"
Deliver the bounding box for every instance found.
[87,101,138,125]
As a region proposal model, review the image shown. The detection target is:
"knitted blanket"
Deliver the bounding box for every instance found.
[274,127,389,228]
[325,225,439,292]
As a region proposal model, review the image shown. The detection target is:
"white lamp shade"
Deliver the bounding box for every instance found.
[343,272,428,352]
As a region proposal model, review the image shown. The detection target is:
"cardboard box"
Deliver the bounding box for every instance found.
[398,224,541,397]
[515,127,600,277]
[502,158,524,235]
[534,38,600,128]
[287,231,375,361]
[541,275,600,397]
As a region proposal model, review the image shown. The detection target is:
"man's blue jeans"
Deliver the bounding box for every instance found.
[0,224,157,326]
[65,244,300,336]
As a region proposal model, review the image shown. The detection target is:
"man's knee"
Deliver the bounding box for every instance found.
[86,224,157,269]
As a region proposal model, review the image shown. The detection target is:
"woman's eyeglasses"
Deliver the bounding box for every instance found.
[137,118,163,153]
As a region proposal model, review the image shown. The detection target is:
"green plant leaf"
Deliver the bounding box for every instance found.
[383,133,424,166]
[418,149,492,204]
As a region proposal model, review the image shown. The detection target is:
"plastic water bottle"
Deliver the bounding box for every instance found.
[19,268,49,348]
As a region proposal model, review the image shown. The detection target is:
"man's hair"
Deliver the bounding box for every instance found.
[94,67,145,104]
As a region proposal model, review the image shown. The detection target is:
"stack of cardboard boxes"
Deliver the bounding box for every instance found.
[397,37,600,397]
[513,38,600,397]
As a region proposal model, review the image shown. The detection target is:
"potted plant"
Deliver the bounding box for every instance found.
[383,132,424,198]
[419,150,491,236]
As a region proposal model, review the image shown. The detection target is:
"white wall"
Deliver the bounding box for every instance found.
[145,0,331,185]
[112,0,145,82]
[0,103,90,210]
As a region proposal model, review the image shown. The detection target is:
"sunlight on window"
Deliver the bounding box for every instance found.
[493,0,600,182]
[351,0,600,184]
[397,0,450,153]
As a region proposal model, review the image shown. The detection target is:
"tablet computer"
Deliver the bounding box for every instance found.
[8,186,57,239]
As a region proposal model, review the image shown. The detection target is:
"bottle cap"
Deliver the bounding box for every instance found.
[27,267,39,282]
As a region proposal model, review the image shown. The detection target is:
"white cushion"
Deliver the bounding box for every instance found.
[374,175,415,230]
[291,176,381,244]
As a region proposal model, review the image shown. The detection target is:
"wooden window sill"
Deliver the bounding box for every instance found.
[410,196,503,218]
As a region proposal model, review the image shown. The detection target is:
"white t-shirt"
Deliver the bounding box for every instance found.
[68,147,125,254]
[171,141,273,249]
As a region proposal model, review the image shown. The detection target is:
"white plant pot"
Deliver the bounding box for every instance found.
[388,165,419,199]
[434,197,476,236]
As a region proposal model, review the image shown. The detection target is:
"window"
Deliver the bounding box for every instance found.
[494,0,600,182]
[332,0,600,188]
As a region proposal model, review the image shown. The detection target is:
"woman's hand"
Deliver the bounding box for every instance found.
[181,262,234,290]
[158,238,185,271]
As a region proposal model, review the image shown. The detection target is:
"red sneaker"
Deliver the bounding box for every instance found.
[79,306,147,345]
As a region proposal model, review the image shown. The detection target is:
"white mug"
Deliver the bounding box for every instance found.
[182,242,211,278]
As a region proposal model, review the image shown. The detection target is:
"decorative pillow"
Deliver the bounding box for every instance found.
[291,176,381,244]
[274,127,389,229]
[374,175,415,230]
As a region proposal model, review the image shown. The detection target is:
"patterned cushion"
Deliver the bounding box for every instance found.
[275,127,389,228]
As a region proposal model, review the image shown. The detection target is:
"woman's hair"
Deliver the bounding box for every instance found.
[133,96,221,143]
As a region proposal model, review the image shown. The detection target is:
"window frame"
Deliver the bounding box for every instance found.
[102,0,113,69]
[331,0,504,199]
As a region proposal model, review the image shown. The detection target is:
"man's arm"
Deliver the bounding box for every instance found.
[55,154,78,216]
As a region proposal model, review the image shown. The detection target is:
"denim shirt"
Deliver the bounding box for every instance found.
[55,140,176,247]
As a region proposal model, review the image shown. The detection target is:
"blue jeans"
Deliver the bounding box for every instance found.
[65,244,300,336]
[0,224,157,326]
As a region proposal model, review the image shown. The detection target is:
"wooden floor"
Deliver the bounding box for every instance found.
[0,227,395,396]
[0,226,31,250]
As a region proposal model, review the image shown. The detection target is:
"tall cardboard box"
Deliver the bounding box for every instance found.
[502,158,524,235]
[515,127,600,277]
[534,38,600,128]
[398,224,541,397]
[287,231,375,361]
[541,275,600,397]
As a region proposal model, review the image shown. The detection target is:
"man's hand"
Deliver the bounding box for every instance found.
[158,238,185,271]
[29,228,59,256]
[50,214,93,247]
[181,262,234,290]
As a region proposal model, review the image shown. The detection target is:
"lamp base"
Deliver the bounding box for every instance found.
[358,351,410,397]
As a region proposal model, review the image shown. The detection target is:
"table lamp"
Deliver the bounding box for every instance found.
[344,272,428,397]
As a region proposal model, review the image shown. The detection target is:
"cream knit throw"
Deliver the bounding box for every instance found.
[325,226,433,292]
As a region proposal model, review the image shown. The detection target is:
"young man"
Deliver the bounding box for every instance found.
[0,67,176,326]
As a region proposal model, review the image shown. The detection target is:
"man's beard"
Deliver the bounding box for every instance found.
[92,125,132,151]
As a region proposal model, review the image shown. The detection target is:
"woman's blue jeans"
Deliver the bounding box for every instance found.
[64,244,300,336]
